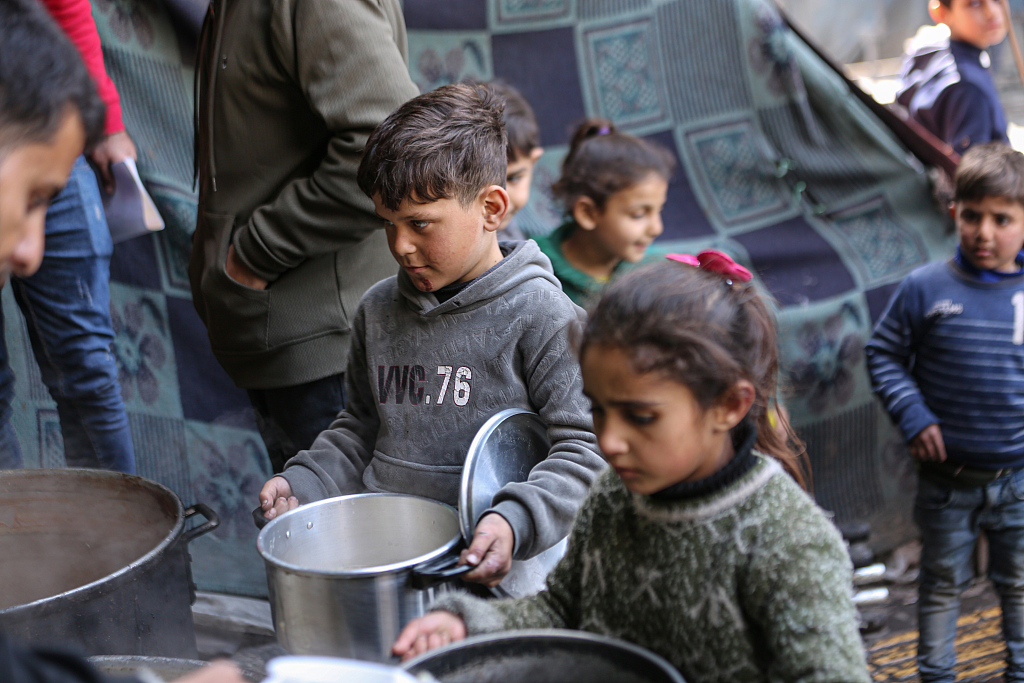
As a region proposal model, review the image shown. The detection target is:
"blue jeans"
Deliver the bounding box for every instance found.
[0,156,135,473]
[916,470,1024,682]
[247,372,347,473]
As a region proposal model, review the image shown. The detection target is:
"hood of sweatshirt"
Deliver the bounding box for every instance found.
[396,239,561,317]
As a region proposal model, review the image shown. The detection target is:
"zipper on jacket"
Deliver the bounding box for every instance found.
[192,2,213,191]
[195,0,227,193]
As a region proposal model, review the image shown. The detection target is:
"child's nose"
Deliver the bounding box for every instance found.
[392,227,416,256]
[649,213,663,237]
[597,426,629,458]
[10,215,45,279]
[978,217,997,240]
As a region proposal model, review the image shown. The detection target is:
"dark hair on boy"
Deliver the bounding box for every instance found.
[488,80,540,162]
[954,143,1024,207]
[0,0,105,155]
[358,83,507,212]
[580,261,809,490]
[551,118,675,213]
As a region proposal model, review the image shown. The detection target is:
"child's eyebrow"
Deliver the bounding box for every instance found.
[608,399,658,409]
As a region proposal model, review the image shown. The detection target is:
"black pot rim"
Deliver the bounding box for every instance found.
[400,628,685,683]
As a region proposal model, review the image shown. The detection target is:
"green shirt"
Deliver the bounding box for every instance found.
[534,221,666,308]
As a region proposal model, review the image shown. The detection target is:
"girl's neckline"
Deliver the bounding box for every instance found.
[649,420,759,501]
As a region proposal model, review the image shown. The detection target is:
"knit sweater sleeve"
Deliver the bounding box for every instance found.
[279,298,380,503]
[741,481,870,683]
[864,272,939,442]
[431,484,597,632]
[487,294,606,561]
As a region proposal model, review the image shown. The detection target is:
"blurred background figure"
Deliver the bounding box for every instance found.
[190,0,420,473]
[0,0,137,473]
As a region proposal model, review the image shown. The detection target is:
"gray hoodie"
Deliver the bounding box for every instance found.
[280,240,606,559]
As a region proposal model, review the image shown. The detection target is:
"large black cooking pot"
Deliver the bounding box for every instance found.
[402,630,685,683]
[0,469,218,658]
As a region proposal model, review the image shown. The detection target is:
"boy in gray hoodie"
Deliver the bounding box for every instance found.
[258,83,605,587]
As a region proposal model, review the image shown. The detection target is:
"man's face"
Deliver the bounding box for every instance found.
[499,147,543,231]
[374,187,508,293]
[0,111,84,283]
[955,194,1024,272]
[938,0,1007,49]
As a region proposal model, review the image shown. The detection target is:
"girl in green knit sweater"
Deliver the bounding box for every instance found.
[394,259,870,683]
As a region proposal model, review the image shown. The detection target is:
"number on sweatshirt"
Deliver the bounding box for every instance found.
[376,364,472,405]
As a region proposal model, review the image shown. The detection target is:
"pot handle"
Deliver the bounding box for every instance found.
[182,503,220,544]
[252,505,269,530]
[410,544,473,590]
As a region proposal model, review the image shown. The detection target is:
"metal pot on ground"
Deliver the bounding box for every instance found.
[0,469,218,658]
[401,629,685,683]
[257,493,469,662]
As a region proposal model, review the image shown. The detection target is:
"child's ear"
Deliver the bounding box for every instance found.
[572,196,600,231]
[712,380,756,433]
[949,202,957,221]
[481,185,510,233]
[530,147,544,162]
[928,0,947,25]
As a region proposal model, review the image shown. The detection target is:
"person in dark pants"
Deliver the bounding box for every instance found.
[190,0,420,473]
[867,145,1024,683]
[0,0,138,472]
[0,1,243,680]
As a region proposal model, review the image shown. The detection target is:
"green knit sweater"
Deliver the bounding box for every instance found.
[433,455,870,683]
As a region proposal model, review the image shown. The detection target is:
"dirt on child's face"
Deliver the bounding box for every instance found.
[956,195,1024,273]
[940,0,1006,49]
[0,111,84,284]
[374,190,505,293]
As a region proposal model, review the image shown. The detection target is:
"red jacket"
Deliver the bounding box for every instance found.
[40,0,123,136]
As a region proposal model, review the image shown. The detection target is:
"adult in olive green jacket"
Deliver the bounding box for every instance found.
[190,0,419,471]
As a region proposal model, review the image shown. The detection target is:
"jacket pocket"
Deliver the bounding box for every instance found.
[195,211,271,355]
[266,252,348,347]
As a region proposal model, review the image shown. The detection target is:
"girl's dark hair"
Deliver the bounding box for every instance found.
[551,118,675,212]
[0,0,105,154]
[580,261,808,490]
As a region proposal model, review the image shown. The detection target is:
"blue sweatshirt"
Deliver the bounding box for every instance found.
[865,257,1024,469]
[896,34,1008,155]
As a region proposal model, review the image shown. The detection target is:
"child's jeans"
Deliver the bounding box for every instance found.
[916,469,1024,683]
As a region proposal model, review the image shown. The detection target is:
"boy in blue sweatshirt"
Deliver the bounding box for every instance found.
[866,143,1024,683]
[258,84,605,588]
[896,0,1008,155]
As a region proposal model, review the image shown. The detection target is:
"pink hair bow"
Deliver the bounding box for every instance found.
[665,250,752,283]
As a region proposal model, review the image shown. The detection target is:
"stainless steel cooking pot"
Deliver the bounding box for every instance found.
[257,493,469,662]
[0,469,218,657]
[402,630,685,683]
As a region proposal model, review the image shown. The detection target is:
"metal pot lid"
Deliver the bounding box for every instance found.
[459,409,567,599]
